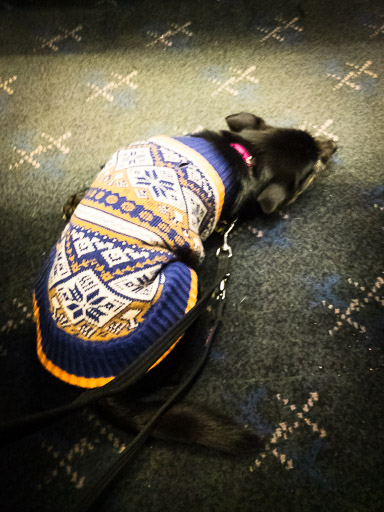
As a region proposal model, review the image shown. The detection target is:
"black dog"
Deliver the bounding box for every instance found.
[59,112,337,455]
[64,113,336,223]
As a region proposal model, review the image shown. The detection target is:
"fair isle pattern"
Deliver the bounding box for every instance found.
[34,136,226,388]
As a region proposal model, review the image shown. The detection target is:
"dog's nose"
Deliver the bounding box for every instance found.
[315,137,338,163]
[328,139,338,154]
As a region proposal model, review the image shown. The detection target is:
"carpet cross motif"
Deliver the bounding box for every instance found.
[38,413,127,491]
[146,22,193,47]
[364,18,384,38]
[36,25,82,52]
[86,71,138,102]
[249,392,326,472]
[0,298,32,336]
[299,119,339,142]
[255,16,303,42]
[0,75,17,95]
[324,275,384,336]
[0,298,33,357]
[209,66,259,97]
[8,132,71,170]
[327,60,378,91]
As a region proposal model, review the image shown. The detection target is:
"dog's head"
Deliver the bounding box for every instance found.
[225,112,337,215]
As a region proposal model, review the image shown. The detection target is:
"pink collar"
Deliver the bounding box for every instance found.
[230,143,254,167]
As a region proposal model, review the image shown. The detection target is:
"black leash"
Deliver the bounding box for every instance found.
[1,220,236,511]
[75,275,229,512]
[0,220,236,445]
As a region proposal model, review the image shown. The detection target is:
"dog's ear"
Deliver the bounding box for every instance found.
[257,183,287,214]
[225,112,266,132]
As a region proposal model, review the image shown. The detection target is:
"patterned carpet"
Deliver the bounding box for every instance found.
[1,1,383,511]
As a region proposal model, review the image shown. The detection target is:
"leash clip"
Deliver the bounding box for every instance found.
[216,218,237,301]
[216,218,237,259]
[217,279,227,301]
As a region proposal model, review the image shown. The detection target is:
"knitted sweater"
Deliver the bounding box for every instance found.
[34,135,238,388]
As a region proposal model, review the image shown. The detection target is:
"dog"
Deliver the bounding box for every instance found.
[35,112,337,454]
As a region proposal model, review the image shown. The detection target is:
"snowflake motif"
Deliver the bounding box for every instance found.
[65,283,115,325]
[137,170,175,198]
[56,270,126,329]
[130,167,182,207]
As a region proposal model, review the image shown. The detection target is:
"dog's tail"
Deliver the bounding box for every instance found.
[98,398,263,455]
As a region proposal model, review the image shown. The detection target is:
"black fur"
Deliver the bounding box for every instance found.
[63,113,337,456]
[192,114,336,218]
[98,398,263,455]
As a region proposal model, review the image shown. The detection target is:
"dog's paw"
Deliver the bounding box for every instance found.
[62,192,85,221]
